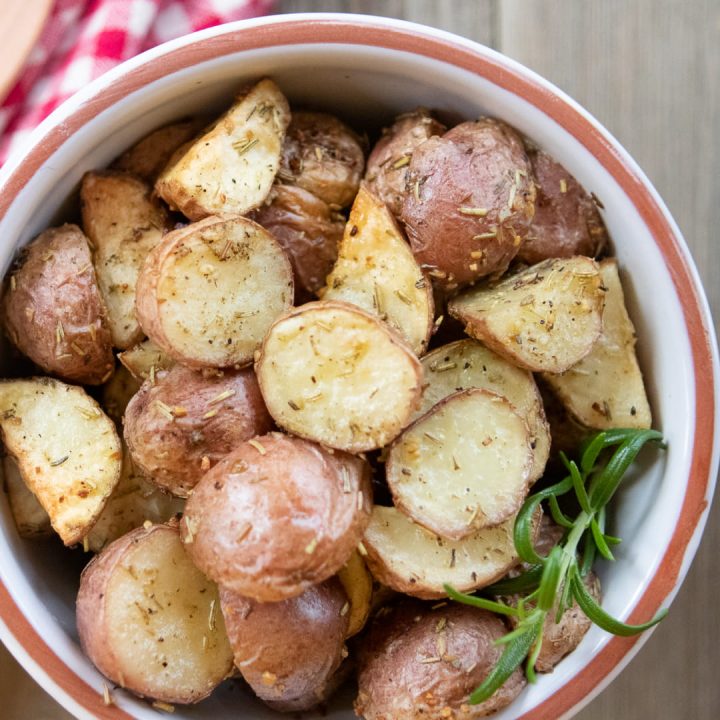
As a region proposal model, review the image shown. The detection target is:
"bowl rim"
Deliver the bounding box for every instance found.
[0,12,717,720]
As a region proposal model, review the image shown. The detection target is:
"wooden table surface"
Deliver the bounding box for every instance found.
[2,1,718,718]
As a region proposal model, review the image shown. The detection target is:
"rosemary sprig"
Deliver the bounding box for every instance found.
[445,428,666,704]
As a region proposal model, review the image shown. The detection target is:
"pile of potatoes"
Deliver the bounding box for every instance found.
[0,78,652,718]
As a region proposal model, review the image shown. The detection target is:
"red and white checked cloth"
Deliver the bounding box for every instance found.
[0,0,274,167]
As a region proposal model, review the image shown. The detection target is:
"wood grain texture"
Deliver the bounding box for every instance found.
[3,1,719,718]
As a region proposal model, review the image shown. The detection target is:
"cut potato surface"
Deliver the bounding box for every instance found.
[0,378,121,545]
[77,524,233,703]
[363,505,533,600]
[135,215,293,368]
[3,455,52,538]
[84,448,184,552]
[417,339,550,481]
[337,549,373,638]
[155,79,290,220]
[256,301,423,452]
[81,171,169,349]
[322,186,434,354]
[450,256,605,373]
[118,337,174,381]
[543,259,652,429]
[388,389,532,539]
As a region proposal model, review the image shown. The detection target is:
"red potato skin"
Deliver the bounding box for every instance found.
[518,148,609,265]
[250,184,344,301]
[400,119,536,289]
[181,433,373,601]
[219,579,349,711]
[278,111,365,207]
[124,364,273,497]
[2,225,114,385]
[364,110,446,217]
[356,601,526,719]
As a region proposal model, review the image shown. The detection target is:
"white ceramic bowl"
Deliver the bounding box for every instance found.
[0,13,717,720]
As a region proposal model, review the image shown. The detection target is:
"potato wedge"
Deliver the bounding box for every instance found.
[362,505,535,600]
[449,256,605,373]
[112,119,204,182]
[255,301,423,453]
[0,378,121,545]
[337,549,373,638]
[81,171,170,349]
[84,448,184,553]
[3,455,52,538]
[417,339,550,481]
[387,389,532,539]
[220,579,349,712]
[118,337,174,381]
[155,79,290,220]
[2,224,114,385]
[76,523,233,703]
[542,259,652,428]
[322,186,434,354]
[100,365,141,426]
[135,215,293,369]
[182,433,372,601]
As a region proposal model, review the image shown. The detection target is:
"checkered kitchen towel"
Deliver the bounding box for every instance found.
[0,0,274,166]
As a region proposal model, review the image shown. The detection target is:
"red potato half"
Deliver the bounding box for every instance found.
[181,433,372,601]
[250,184,345,300]
[255,301,423,453]
[278,111,365,207]
[449,256,605,373]
[417,339,550,482]
[135,214,293,369]
[220,579,349,712]
[518,147,609,265]
[400,118,536,289]
[76,523,233,704]
[364,108,446,217]
[118,337,174,381]
[387,389,534,539]
[124,364,273,497]
[2,224,114,385]
[356,600,526,719]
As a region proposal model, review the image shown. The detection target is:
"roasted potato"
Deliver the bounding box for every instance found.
[250,184,344,300]
[81,171,170,349]
[100,365,141,426]
[278,111,364,207]
[542,259,652,428]
[356,600,526,719]
[2,225,114,385]
[417,340,550,481]
[124,364,273,497]
[219,578,349,712]
[135,215,293,369]
[3,454,52,538]
[0,378,121,545]
[450,256,605,373]
[400,118,536,288]
[387,389,532,539]
[518,148,608,265]
[155,78,291,220]
[118,337,174,381]
[76,523,233,704]
[322,186,434,354]
[84,448,184,553]
[181,433,372,601]
[337,549,373,638]
[112,118,204,182]
[256,301,423,453]
[364,109,446,217]
[362,506,535,600]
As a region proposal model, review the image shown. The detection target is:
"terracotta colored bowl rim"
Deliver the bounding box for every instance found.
[0,14,717,720]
